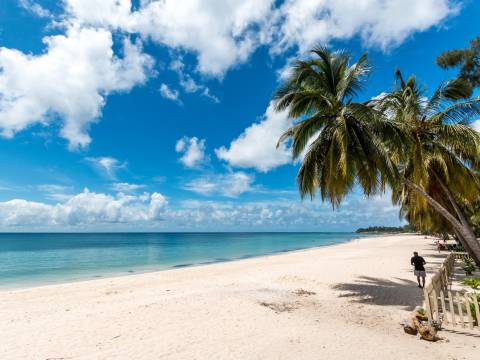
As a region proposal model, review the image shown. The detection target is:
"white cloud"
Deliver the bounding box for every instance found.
[64,0,274,76]
[168,191,400,230]
[471,119,480,132]
[216,102,292,172]
[63,0,456,76]
[270,0,457,54]
[183,171,254,197]
[18,0,52,18]
[37,184,74,201]
[0,26,153,149]
[111,182,146,192]
[200,87,220,104]
[37,184,70,193]
[169,58,220,103]
[1,0,458,148]
[175,136,207,168]
[159,83,181,103]
[0,188,167,227]
[85,156,126,179]
[0,186,402,230]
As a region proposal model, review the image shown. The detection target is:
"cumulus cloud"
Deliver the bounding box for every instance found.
[0,186,401,230]
[270,0,457,54]
[85,156,126,179]
[175,136,208,168]
[0,189,167,228]
[183,171,254,197]
[1,0,458,148]
[216,102,292,172]
[159,83,181,103]
[64,0,274,76]
[167,192,400,230]
[0,26,153,149]
[63,0,456,76]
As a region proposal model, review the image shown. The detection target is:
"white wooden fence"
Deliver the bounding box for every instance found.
[423,252,480,330]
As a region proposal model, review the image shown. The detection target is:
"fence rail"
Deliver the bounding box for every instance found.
[423,252,479,330]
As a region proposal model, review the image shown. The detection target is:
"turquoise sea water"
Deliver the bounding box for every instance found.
[0,232,364,289]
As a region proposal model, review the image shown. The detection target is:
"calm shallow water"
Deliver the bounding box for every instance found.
[0,232,364,289]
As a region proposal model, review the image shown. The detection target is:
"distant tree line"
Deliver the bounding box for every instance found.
[355,225,415,234]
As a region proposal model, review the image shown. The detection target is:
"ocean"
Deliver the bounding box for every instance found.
[0,232,364,289]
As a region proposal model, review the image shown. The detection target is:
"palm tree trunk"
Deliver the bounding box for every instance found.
[403,178,480,265]
[454,230,475,257]
[433,174,480,266]
[433,172,472,228]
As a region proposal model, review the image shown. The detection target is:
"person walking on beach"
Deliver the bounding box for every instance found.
[411,251,426,288]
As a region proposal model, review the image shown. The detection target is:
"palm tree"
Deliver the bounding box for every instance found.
[374,71,480,263]
[274,46,480,263]
[273,47,401,207]
[436,36,480,97]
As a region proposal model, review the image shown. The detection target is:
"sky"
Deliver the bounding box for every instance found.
[0,0,478,232]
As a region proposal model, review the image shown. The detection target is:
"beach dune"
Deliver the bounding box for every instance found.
[0,234,477,359]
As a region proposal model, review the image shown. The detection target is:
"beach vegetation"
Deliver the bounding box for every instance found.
[273,47,399,207]
[355,225,413,233]
[274,45,480,265]
[462,257,476,275]
[461,277,480,289]
[372,71,480,264]
[436,36,480,98]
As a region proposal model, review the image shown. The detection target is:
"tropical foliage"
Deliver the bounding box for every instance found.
[437,36,480,97]
[371,71,480,239]
[355,225,414,233]
[274,46,480,264]
[461,277,480,289]
[463,257,477,275]
[273,47,399,206]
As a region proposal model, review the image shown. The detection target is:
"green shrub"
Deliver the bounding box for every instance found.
[462,257,476,275]
[454,245,465,252]
[462,278,480,289]
[463,293,480,325]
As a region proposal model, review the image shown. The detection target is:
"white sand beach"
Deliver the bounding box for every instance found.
[0,234,478,359]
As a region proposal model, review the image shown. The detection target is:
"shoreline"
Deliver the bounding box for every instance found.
[2,233,477,359]
[0,232,371,292]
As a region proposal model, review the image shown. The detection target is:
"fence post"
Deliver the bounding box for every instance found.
[471,294,480,329]
[432,288,440,323]
[423,286,433,323]
[443,266,449,289]
[457,293,465,328]
[448,290,456,327]
[464,294,474,330]
[440,291,448,326]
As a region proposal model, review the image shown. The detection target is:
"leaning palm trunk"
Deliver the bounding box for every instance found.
[433,173,480,265]
[454,230,475,259]
[404,179,480,265]
[432,172,473,230]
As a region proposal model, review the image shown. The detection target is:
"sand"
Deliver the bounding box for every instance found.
[0,234,478,359]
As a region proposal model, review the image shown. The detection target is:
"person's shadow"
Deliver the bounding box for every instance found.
[332,276,423,311]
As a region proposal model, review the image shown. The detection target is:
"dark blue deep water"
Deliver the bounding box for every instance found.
[0,232,364,288]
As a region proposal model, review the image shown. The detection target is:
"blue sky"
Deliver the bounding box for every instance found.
[0,0,478,231]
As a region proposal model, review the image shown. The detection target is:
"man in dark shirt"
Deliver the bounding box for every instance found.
[411,251,426,288]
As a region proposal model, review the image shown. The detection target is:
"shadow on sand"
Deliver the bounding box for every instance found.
[332,276,424,311]
[440,328,480,338]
